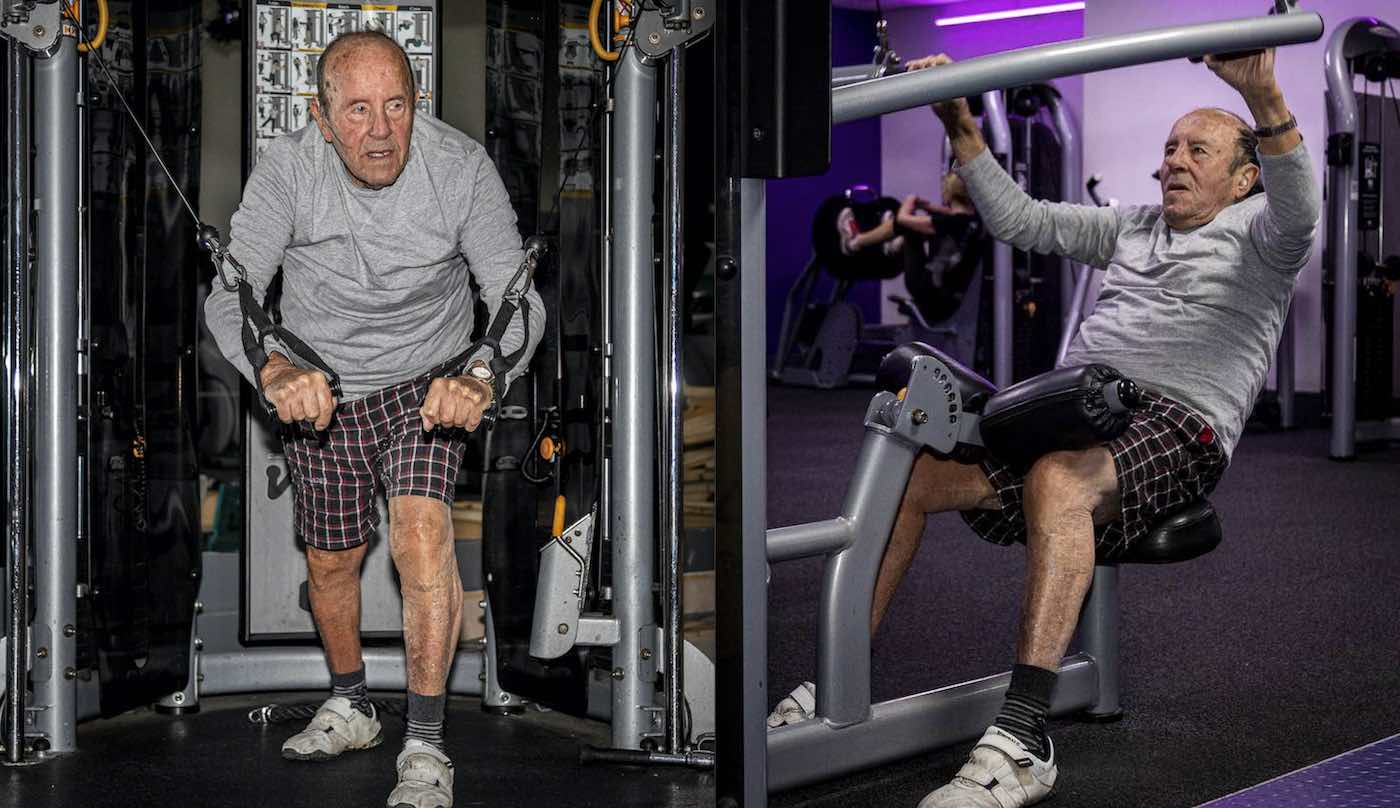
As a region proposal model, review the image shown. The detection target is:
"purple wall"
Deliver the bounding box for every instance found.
[765,8,883,360]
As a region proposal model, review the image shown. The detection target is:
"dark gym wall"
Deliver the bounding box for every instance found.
[764,8,881,361]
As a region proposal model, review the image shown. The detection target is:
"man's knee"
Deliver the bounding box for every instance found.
[389,497,456,593]
[306,543,367,584]
[1023,449,1118,520]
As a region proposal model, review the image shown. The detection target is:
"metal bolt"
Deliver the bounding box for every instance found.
[63,624,76,637]
[557,623,569,635]
[911,409,929,425]
[752,127,765,141]
[641,648,652,660]
[33,25,45,38]
[197,673,205,683]
[190,569,198,579]
[478,672,487,682]
[478,600,487,609]
[64,668,76,681]
[500,693,510,703]
[36,647,48,659]
[194,638,204,650]
[611,667,625,681]
[194,601,204,614]
[648,31,662,45]
[693,7,706,19]
[173,692,185,704]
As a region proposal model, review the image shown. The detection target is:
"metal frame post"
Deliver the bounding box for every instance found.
[1324,18,1400,458]
[1076,563,1121,717]
[659,46,686,755]
[32,32,79,755]
[5,38,33,765]
[609,46,659,750]
[982,90,1014,386]
[1044,90,1091,364]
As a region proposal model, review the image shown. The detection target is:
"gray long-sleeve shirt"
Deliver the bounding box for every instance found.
[957,141,1320,458]
[204,114,544,401]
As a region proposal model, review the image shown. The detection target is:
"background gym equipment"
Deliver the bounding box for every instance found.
[1323,16,1400,459]
[769,185,976,388]
[713,6,1325,803]
[765,343,1218,790]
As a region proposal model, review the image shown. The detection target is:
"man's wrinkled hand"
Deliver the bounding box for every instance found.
[260,355,337,430]
[1204,48,1279,101]
[905,53,974,129]
[420,376,494,432]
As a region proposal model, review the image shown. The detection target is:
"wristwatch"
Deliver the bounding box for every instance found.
[466,361,495,386]
[1253,112,1297,139]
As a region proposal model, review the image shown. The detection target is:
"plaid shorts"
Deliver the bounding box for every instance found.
[282,377,468,551]
[960,391,1228,559]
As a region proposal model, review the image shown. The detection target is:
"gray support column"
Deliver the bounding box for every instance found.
[1323,20,1369,460]
[982,90,1014,387]
[1278,307,1295,429]
[5,40,33,765]
[609,48,659,750]
[816,432,919,727]
[32,35,79,755]
[659,47,686,755]
[1046,92,1084,342]
[1077,563,1121,717]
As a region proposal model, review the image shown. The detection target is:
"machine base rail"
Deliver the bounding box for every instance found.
[580,745,717,769]
[766,654,1098,793]
[197,648,485,697]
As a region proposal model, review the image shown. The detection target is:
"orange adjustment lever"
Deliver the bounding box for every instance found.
[551,495,566,539]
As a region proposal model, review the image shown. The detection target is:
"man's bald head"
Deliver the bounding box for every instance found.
[316,31,415,114]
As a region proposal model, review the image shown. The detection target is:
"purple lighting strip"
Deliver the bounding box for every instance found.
[935,2,1085,27]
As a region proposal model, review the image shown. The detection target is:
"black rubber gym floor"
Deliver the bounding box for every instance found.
[767,384,1400,808]
[1,691,712,807]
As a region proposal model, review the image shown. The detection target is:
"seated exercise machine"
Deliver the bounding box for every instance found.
[764,344,1222,790]
[710,5,1325,802]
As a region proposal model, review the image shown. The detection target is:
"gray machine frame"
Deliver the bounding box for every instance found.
[1324,16,1400,459]
[2,0,714,766]
[729,8,1324,800]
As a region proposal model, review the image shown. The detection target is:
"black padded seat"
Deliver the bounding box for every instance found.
[1108,500,1222,564]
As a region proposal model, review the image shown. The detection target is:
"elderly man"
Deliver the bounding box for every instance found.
[204,31,543,808]
[771,49,1318,808]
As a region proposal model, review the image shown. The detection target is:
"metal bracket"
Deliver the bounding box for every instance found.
[0,1,63,58]
[634,1,713,59]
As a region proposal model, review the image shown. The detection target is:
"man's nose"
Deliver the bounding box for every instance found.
[368,107,391,139]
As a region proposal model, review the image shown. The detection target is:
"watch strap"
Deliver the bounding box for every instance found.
[1253,112,1297,139]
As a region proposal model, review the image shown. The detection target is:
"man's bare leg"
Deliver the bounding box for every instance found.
[871,453,1001,637]
[306,542,370,674]
[388,495,464,698]
[1018,448,1119,669]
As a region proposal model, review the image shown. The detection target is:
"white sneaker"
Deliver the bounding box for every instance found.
[766,681,817,728]
[387,739,454,808]
[917,725,1057,808]
[280,696,383,761]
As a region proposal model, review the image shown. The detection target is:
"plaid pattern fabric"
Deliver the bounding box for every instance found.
[961,391,1228,558]
[282,378,468,551]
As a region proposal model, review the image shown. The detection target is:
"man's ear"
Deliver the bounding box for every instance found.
[1235,163,1261,200]
[310,98,335,144]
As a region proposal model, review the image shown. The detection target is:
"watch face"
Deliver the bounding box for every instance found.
[469,365,492,380]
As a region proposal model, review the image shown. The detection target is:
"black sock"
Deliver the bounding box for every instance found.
[994,664,1057,759]
[330,666,374,718]
[405,691,447,751]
